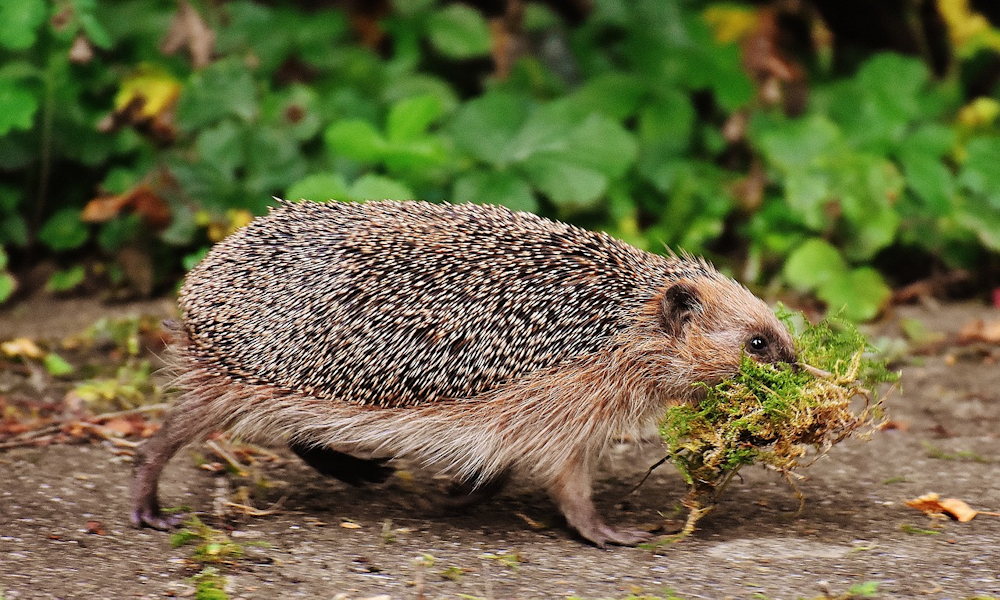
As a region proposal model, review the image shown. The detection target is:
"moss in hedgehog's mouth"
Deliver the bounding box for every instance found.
[649,309,898,545]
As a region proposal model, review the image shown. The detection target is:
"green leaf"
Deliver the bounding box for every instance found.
[524,2,559,30]
[559,114,637,179]
[843,202,900,261]
[518,157,607,209]
[902,154,954,214]
[826,54,932,153]
[0,272,16,303]
[567,73,646,121]
[43,353,75,377]
[956,199,1000,251]
[262,83,321,142]
[901,123,955,160]
[0,0,46,50]
[216,1,291,73]
[637,90,695,154]
[382,74,459,116]
[175,59,257,131]
[783,172,830,231]
[959,136,1000,195]
[348,174,414,201]
[755,115,841,173]
[243,127,306,199]
[783,239,847,293]
[387,94,444,142]
[0,79,38,136]
[856,53,929,117]
[160,204,196,247]
[1,214,29,248]
[101,168,140,195]
[426,4,491,59]
[448,92,531,166]
[503,100,584,163]
[286,173,350,202]
[817,267,890,322]
[46,265,86,293]
[0,185,20,212]
[382,137,451,175]
[97,215,141,252]
[846,581,880,598]
[453,171,537,213]
[79,13,112,49]
[195,121,244,180]
[39,209,89,251]
[324,120,385,162]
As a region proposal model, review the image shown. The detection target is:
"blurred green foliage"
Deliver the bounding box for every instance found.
[1,0,998,319]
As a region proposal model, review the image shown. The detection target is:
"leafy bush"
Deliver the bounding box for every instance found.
[1,0,998,317]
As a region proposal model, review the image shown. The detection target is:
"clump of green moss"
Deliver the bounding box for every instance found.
[658,309,897,540]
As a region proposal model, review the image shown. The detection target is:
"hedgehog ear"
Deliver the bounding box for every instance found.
[660,282,702,337]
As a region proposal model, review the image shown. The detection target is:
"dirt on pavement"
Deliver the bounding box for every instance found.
[0,297,998,600]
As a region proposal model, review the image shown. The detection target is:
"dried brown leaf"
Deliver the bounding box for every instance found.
[82,185,171,228]
[85,520,106,535]
[878,420,909,432]
[161,0,216,69]
[905,492,993,522]
[957,319,1000,344]
[101,418,136,436]
[69,35,94,64]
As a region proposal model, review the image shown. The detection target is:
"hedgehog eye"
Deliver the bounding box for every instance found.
[747,336,768,354]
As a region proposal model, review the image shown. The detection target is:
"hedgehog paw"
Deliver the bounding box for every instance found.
[578,522,653,548]
[130,503,184,530]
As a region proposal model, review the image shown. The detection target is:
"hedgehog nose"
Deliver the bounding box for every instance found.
[776,347,797,366]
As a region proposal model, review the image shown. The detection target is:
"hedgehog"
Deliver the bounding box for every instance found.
[130,200,796,547]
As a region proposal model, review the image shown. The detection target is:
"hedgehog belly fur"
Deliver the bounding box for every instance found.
[168,322,675,487]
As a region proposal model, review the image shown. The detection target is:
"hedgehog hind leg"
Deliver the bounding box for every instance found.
[130,399,217,529]
[548,453,652,548]
[443,469,510,510]
[289,443,395,486]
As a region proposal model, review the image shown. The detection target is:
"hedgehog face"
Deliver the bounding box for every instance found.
[654,277,796,396]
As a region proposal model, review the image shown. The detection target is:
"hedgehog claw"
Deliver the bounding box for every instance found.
[130,505,184,530]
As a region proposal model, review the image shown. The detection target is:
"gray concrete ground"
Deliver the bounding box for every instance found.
[1,299,998,600]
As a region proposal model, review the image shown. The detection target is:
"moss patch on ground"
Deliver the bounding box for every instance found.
[658,309,897,539]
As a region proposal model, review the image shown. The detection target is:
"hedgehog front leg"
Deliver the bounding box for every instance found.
[548,453,652,548]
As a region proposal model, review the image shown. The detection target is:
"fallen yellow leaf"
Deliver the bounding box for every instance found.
[937,497,978,522]
[1,337,45,359]
[114,64,181,121]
